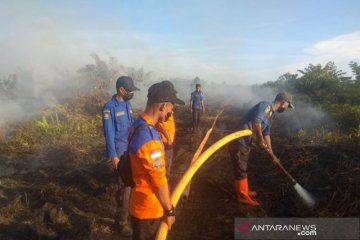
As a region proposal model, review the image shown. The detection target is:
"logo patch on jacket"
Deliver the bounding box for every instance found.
[150,150,162,169]
[265,106,271,114]
[152,158,162,169]
[116,111,125,117]
[265,106,273,119]
[103,110,110,120]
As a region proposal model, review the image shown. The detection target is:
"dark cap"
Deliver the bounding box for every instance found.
[116,76,140,92]
[275,92,294,108]
[161,80,175,89]
[147,82,185,105]
[161,80,177,93]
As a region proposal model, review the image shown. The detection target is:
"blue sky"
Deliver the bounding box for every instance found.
[1,0,359,84]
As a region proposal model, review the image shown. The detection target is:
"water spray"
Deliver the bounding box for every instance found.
[265,149,316,208]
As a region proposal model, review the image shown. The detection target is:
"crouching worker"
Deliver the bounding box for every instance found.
[228,92,294,206]
[129,82,185,240]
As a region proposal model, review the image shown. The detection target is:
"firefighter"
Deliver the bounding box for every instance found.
[129,82,184,240]
[102,76,139,236]
[229,92,294,206]
[190,83,205,132]
[155,80,177,180]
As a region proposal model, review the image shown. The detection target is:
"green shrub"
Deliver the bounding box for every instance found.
[2,113,102,153]
[325,104,360,135]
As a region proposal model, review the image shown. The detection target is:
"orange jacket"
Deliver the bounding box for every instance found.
[156,114,175,145]
[129,113,168,219]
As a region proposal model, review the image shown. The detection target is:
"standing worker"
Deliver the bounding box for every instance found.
[228,92,294,206]
[102,76,140,236]
[129,82,185,240]
[190,83,205,132]
[155,80,177,180]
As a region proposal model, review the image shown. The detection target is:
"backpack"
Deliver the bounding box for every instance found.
[118,150,135,188]
[117,123,153,187]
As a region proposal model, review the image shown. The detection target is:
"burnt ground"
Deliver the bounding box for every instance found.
[0,104,359,240]
[167,107,360,240]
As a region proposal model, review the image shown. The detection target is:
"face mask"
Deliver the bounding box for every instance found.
[164,111,173,122]
[123,91,134,101]
[277,107,285,113]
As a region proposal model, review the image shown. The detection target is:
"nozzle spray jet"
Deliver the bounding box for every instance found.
[263,147,316,208]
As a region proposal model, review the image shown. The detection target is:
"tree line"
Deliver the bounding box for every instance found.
[264,61,360,136]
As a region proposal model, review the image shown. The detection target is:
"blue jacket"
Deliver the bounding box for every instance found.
[102,95,134,158]
[236,101,275,146]
[191,91,204,109]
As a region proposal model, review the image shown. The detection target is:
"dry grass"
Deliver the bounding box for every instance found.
[0,94,359,239]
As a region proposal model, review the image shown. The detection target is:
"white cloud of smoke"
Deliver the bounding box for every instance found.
[0,8,351,130]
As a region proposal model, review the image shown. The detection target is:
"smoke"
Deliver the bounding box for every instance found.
[0,51,331,136]
[275,101,333,134]
[164,77,332,133]
[0,3,330,130]
[159,78,275,108]
[0,67,79,126]
[0,19,89,126]
[0,34,331,135]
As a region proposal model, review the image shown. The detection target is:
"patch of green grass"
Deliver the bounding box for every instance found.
[1,112,103,154]
[291,127,360,146]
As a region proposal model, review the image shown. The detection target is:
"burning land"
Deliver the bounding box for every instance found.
[2,2,360,239]
[0,54,360,240]
[0,84,359,239]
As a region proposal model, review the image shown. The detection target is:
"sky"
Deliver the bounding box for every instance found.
[1,0,360,84]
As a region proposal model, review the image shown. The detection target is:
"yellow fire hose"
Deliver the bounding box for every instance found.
[182,108,224,199]
[155,129,252,240]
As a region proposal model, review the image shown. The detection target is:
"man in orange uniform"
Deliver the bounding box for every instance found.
[129,82,185,240]
[155,81,177,180]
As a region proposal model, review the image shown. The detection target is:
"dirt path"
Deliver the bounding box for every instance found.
[168,108,267,239]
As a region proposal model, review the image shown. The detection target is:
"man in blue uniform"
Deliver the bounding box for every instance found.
[229,92,294,206]
[190,83,205,132]
[102,76,139,236]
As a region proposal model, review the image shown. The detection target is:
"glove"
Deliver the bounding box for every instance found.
[259,141,269,151]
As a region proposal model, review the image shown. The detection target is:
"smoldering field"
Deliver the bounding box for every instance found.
[0,54,332,134]
[0,56,358,240]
